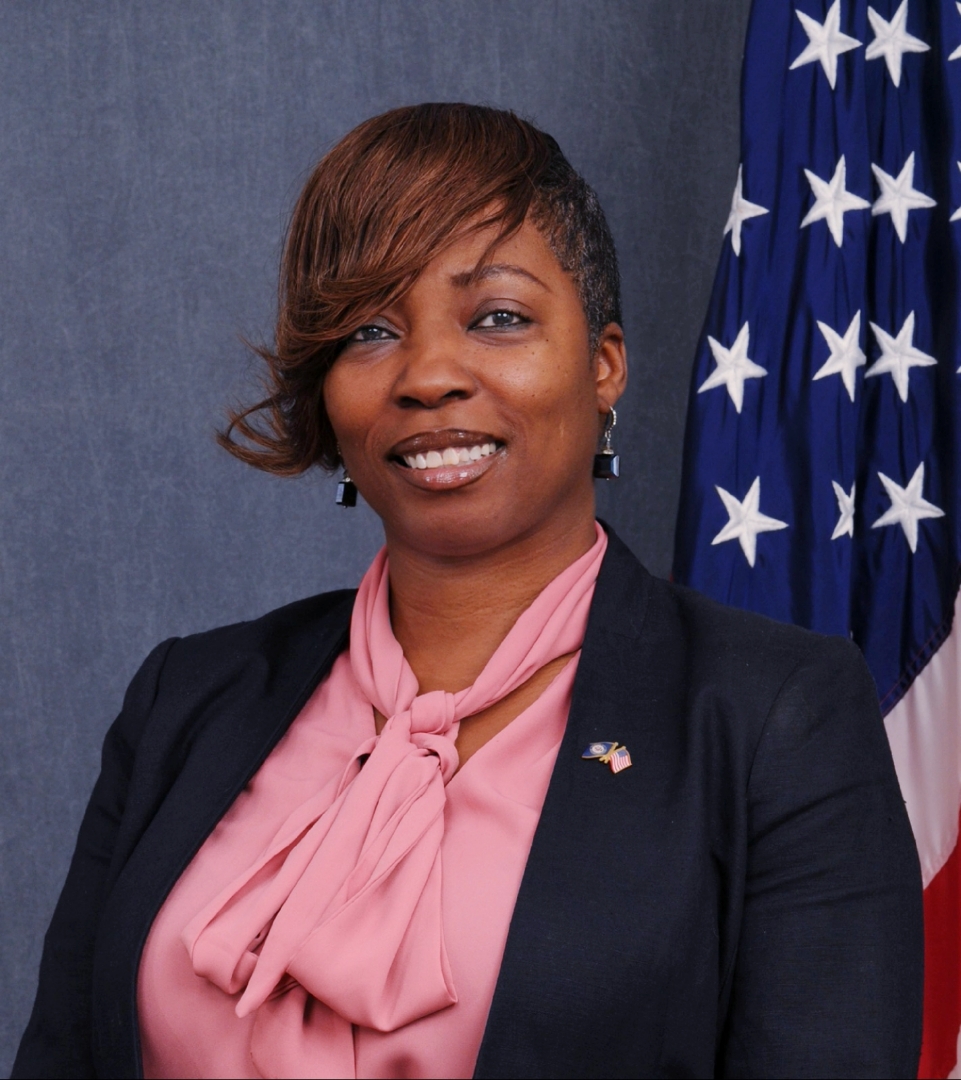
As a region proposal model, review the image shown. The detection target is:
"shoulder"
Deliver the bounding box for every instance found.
[599,526,869,714]
[645,577,887,778]
[114,588,356,756]
[158,588,356,684]
[655,574,874,716]
[655,575,867,691]
[595,529,877,767]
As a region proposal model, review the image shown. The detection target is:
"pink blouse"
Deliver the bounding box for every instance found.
[138,527,605,1079]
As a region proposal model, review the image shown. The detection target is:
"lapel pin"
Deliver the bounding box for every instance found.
[582,741,632,774]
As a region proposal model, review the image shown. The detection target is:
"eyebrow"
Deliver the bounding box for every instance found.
[449,263,550,291]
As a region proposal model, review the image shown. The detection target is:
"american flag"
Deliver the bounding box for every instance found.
[609,746,632,774]
[673,2,961,1075]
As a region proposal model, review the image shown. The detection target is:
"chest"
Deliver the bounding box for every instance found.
[471,700,745,1079]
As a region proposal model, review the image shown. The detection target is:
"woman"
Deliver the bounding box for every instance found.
[14,104,922,1079]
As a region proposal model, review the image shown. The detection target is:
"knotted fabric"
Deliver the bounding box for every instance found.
[182,523,606,1075]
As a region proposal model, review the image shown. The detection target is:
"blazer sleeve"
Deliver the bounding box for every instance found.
[12,638,178,1080]
[718,636,924,1079]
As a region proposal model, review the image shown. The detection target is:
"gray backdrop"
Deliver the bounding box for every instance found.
[0,1,750,1069]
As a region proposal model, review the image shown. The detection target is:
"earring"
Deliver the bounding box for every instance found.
[335,468,357,507]
[593,408,619,480]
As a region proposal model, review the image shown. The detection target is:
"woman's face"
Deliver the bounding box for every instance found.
[324,218,627,559]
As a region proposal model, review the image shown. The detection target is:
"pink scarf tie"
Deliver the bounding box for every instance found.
[182,524,606,1076]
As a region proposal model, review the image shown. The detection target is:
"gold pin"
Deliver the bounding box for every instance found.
[581,741,632,774]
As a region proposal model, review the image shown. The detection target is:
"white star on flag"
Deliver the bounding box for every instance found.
[698,322,766,414]
[865,311,936,402]
[724,165,768,257]
[872,463,944,553]
[712,477,788,567]
[789,1,862,89]
[865,2,930,87]
[812,311,866,401]
[801,156,870,247]
[871,152,936,242]
[950,163,961,222]
[831,480,856,540]
[951,2,961,61]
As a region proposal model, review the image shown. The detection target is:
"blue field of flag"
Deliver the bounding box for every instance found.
[673,0,961,713]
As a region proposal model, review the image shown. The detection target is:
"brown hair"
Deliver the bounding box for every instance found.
[220,103,621,474]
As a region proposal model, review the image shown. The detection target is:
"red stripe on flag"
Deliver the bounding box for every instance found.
[919,807,961,1080]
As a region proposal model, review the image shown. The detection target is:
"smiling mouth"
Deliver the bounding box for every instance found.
[389,431,504,488]
[399,441,498,470]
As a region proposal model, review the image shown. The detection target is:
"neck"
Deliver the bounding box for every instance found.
[385,512,599,694]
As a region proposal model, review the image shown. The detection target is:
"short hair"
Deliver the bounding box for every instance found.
[220,102,622,474]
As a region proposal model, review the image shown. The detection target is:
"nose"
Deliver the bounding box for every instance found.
[391,333,476,411]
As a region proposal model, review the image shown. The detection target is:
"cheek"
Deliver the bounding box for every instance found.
[497,340,593,426]
[323,363,378,446]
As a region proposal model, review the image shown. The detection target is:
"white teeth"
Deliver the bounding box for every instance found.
[401,443,499,469]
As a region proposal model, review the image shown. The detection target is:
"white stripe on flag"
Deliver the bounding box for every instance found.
[949,1027,961,1080]
[884,591,961,888]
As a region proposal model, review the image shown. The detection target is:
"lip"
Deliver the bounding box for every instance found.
[389,429,501,457]
[388,428,505,491]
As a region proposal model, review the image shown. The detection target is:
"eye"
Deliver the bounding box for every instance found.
[348,324,395,344]
[472,308,529,330]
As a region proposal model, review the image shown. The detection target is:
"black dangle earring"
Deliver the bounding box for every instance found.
[335,467,357,507]
[593,407,620,480]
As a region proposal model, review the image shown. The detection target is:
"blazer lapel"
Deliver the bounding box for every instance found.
[474,528,673,1080]
[92,592,355,1078]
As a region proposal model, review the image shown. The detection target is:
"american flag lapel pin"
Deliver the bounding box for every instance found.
[581,740,632,774]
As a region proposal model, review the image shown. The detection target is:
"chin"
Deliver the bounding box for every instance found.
[388,499,537,560]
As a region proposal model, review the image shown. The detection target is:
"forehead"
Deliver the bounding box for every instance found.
[416,219,570,293]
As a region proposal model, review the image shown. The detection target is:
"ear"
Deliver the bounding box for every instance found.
[593,322,628,413]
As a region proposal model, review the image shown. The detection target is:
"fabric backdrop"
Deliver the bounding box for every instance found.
[0,1,750,1070]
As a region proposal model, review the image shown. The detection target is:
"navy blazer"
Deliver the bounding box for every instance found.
[13,527,923,1079]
